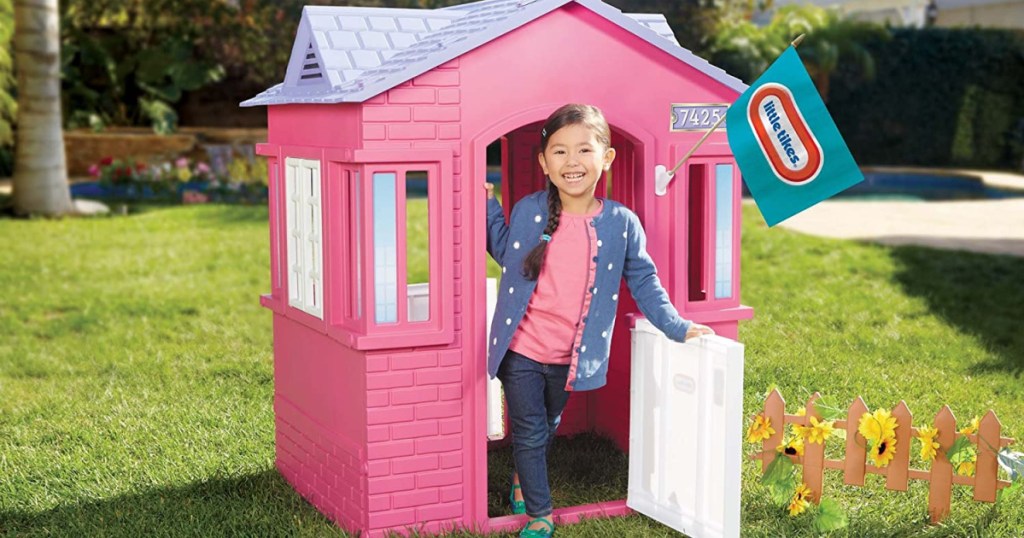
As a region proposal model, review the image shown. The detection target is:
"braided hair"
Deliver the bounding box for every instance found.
[521,104,611,281]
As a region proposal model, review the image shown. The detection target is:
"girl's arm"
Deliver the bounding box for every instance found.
[485,183,510,265]
[622,212,693,343]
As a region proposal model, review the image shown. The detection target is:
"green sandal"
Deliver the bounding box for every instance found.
[518,517,554,538]
[509,482,526,514]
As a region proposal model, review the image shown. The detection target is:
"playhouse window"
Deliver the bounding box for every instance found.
[686,160,738,308]
[370,168,436,326]
[285,157,324,319]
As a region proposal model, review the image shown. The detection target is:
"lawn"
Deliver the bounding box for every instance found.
[0,203,1021,537]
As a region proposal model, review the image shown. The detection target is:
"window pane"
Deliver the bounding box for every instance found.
[714,164,733,299]
[373,172,398,324]
[406,170,430,322]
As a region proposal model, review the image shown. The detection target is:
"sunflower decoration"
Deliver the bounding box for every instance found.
[956,459,976,476]
[916,426,940,462]
[858,408,898,443]
[795,407,807,417]
[959,416,980,436]
[777,436,806,457]
[788,483,813,516]
[747,413,776,444]
[806,417,836,445]
[791,421,811,441]
[868,436,898,467]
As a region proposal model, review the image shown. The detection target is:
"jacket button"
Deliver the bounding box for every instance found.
[592,256,598,262]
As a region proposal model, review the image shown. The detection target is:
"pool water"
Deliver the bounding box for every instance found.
[736,170,1024,201]
[831,171,1024,201]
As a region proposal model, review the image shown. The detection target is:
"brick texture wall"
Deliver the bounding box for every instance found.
[275,396,366,532]
[364,349,467,532]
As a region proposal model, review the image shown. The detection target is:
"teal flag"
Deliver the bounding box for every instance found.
[726,46,863,227]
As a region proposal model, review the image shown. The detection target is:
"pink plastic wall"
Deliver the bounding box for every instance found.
[262,3,753,536]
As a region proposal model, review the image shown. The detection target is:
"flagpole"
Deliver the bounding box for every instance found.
[663,34,807,179]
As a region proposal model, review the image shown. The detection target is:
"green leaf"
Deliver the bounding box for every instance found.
[813,396,845,421]
[814,498,849,532]
[998,450,1024,481]
[946,435,973,463]
[762,452,798,506]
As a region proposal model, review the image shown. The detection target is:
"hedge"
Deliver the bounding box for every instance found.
[828,28,1024,171]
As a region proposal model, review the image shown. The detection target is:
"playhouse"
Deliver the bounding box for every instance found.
[242,0,753,535]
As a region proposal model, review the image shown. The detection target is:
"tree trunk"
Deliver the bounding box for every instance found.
[12,0,72,216]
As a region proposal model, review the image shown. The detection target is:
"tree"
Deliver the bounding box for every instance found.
[708,4,889,102]
[766,5,888,102]
[12,0,72,216]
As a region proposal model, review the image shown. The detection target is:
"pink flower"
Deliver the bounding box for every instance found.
[175,157,189,168]
[196,162,211,174]
[88,164,100,177]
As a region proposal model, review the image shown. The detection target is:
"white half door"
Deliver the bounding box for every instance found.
[627,318,744,538]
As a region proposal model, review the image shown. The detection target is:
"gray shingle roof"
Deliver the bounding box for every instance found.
[241,0,746,107]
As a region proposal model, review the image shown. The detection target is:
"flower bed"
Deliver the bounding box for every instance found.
[81,155,267,204]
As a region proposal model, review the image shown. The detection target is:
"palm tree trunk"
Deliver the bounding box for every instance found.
[12,0,72,216]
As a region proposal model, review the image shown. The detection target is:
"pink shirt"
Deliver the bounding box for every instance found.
[510,202,602,364]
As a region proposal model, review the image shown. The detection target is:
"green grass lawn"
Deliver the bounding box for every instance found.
[1,203,1021,537]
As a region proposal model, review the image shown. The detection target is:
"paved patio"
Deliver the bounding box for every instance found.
[774,168,1024,257]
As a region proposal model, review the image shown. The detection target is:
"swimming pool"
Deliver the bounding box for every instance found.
[831,170,1024,201]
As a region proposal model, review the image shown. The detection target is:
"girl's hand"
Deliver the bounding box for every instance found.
[484,182,495,199]
[685,323,715,341]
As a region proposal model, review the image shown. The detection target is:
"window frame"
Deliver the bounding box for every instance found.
[324,148,454,350]
[674,154,742,313]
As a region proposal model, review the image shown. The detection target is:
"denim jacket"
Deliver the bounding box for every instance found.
[486,191,692,391]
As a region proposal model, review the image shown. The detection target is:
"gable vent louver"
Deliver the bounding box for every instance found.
[299,43,324,84]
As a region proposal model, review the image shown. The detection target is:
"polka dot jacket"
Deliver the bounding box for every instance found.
[486,191,693,392]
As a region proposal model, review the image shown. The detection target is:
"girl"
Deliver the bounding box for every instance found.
[485,103,714,537]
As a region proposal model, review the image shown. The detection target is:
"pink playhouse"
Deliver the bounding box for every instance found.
[242,0,753,535]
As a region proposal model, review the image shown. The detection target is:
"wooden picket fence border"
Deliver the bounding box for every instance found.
[750,390,1015,523]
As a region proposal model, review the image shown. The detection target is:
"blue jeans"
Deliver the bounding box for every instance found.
[497,350,572,518]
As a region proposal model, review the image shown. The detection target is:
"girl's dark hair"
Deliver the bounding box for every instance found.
[522,104,611,281]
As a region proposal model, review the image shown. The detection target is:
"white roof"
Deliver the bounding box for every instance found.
[241,0,746,107]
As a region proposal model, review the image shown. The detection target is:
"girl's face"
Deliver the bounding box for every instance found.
[538,123,616,207]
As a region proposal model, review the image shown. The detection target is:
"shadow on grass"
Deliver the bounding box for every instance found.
[890,245,1024,375]
[0,469,347,537]
[487,432,628,518]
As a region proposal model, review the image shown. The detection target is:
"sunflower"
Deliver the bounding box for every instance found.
[868,436,897,467]
[806,416,835,444]
[747,414,775,443]
[959,416,980,436]
[916,426,940,462]
[956,459,976,477]
[858,409,897,443]
[795,407,807,417]
[777,436,805,457]
[788,483,812,516]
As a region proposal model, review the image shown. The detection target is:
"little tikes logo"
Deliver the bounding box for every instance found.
[747,83,823,185]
